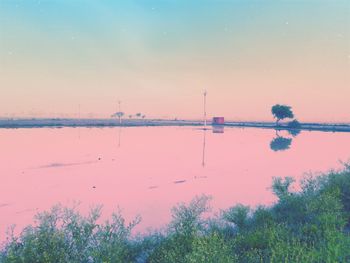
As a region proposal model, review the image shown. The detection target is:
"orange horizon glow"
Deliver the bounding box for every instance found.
[0,1,349,122]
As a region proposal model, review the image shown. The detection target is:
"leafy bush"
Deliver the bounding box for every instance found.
[1,168,350,262]
[222,204,250,230]
[147,195,211,263]
[0,205,141,263]
[186,233,236,263]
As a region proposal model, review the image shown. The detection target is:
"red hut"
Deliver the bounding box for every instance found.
[212,117,225,125]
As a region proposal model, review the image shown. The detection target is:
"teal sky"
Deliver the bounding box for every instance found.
[0,0,349,121]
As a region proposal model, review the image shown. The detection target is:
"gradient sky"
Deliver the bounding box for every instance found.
[0,0,349,121]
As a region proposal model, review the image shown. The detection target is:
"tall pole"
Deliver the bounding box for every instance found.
[78,104,81,139]
[118,100,121,124]
[203,90,207,129]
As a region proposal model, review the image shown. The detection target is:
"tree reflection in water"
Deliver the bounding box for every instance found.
[270,129,301,152]
[270,136,292,151]
[288,128,301,137]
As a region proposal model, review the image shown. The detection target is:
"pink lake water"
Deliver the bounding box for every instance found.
[0,126,350,240]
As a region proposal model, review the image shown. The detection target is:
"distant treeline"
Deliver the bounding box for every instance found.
[1,166,350,262]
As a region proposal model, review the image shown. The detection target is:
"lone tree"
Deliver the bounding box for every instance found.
[271,104,294,125]
[111,112,124,118]
[111,112,124,124]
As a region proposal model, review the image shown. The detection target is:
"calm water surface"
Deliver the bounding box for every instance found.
[1,126,350,239]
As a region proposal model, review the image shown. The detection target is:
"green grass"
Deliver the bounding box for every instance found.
[1,167,350,262]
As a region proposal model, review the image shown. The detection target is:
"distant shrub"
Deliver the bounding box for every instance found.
[287,119,301,128]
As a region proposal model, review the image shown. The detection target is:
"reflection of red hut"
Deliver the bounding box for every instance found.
[212,117,225,125]
[213,126,224,133]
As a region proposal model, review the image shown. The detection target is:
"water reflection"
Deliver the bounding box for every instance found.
[1,126,348,241]
[288,129,301,137]
[269,129,301,151]
[212,126,224,134]
[202,129,206,167]
[118,126,122,147]
[201,126,225,167]
[34,161,97,169]
[270,136,292,151]
[202,126,301,153]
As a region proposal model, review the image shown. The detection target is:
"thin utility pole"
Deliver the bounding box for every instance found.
[78,104,81,139]
[203,90,207,129]
[118,100,121,124]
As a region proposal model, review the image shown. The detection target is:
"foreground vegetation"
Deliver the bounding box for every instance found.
[1,166,350,263]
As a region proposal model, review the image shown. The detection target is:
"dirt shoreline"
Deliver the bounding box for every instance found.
[0,118,350,132]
